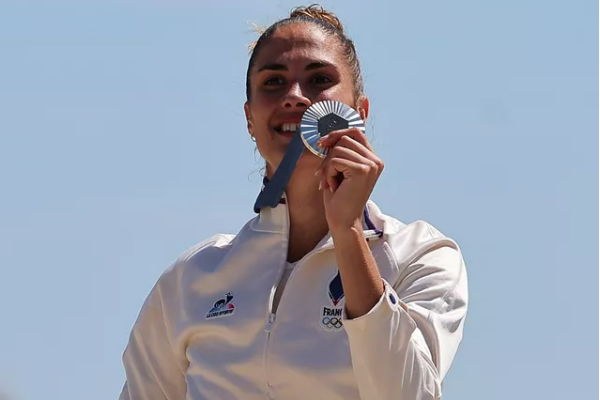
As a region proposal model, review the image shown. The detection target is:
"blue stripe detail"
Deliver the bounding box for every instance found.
[363,207,384,237]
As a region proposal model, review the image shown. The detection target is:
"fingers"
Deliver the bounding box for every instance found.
[319,134,371,161]
[317,127,373,153]
[314,127,384,192]
[322,147,373,191]
[324,158,361,192]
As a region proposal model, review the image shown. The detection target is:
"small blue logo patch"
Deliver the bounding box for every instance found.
[328,271,345,306]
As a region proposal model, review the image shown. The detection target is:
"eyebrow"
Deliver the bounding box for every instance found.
[257,61,335,72]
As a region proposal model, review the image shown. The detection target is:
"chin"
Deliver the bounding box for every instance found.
[265,148,322,178]
[295,151,323,169]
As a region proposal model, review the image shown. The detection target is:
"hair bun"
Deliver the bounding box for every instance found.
[290,4,344,34]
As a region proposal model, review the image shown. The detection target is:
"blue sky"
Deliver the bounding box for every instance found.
[0,0,597,399]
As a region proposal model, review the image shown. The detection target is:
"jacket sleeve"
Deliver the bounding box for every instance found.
[342,244,468,400]
[119,276,188,400]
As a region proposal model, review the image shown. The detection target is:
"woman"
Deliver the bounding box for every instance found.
[119,5,468,400]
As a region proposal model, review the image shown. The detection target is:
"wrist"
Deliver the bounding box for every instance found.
[329,218,363,237]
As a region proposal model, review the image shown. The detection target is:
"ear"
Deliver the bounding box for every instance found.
[356,95,370,122]
[244,102,253,135]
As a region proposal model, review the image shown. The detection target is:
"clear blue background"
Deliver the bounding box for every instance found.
[0,1,597,399]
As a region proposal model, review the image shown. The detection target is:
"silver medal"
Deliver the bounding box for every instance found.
[254,100,365,213]
[300,100,366,158]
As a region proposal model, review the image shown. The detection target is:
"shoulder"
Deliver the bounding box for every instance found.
[154,233,237,292]
[178,233,237,265]
[369,201,464,266]
[375,205,468,307]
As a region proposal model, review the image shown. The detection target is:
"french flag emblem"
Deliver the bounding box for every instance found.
[328,271,345,306]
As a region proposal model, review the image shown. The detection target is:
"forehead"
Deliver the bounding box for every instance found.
[253,23,344,67]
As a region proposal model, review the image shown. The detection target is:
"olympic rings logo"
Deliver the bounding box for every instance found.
[322,317,343,329]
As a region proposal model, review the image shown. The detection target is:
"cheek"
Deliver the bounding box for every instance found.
[315,84,355,105]
[248,106,272,130]
[251,94,279,120]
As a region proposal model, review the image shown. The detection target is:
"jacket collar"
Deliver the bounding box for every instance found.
[249,193,400,240]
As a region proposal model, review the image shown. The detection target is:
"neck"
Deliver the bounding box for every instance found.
[283,169,329,263]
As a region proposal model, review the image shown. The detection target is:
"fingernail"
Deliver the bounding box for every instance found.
[330,186,334,193]
[318,181,323,190]
[315,169,320,176]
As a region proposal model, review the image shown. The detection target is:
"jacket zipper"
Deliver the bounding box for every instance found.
[262,230,381,396]
[263,262,286,397]
[262,242,330,394]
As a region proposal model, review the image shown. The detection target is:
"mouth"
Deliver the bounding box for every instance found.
[274,122,300,135]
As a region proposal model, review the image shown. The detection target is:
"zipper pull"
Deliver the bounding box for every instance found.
[265,313,276,332]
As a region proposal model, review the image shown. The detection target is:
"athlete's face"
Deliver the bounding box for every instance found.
[244,23,366,177]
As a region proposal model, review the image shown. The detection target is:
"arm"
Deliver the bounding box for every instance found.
[331,221,386,319]
[333,228,468,400]
[119,278,188,400]
[319,127,467,399]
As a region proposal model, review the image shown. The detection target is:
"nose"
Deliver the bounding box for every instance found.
[281,82,311,109]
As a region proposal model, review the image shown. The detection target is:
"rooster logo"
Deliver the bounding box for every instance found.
[206,292,236,319]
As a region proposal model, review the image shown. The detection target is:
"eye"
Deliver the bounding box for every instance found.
[264,76,286,86]
[311,75,333,85]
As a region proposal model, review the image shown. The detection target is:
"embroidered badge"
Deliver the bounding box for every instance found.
[320,272,344,331]
[205,292,236,319]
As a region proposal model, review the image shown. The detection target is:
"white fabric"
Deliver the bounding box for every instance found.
[272,262,297,314]
[119,200,468,400]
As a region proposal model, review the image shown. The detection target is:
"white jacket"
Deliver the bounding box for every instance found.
[119,200,468,400]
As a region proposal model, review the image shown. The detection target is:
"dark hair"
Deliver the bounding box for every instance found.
[245,4,364,101]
